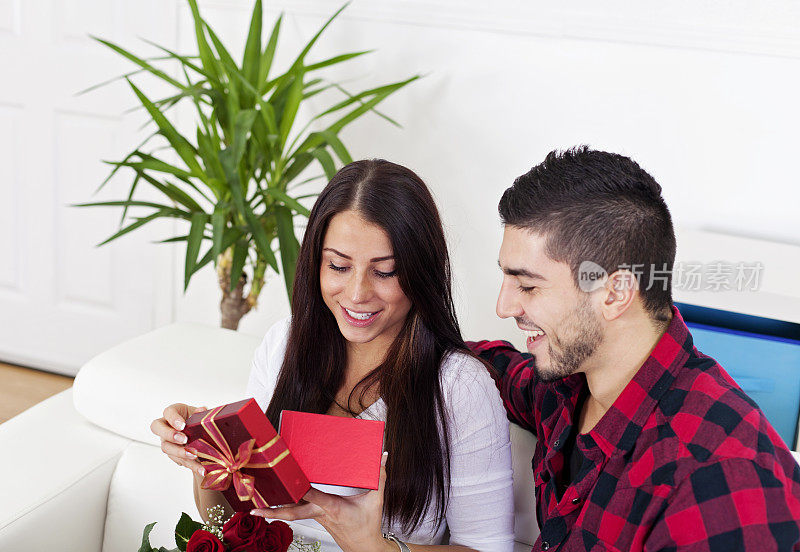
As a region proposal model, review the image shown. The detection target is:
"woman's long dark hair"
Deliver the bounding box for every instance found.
[265,159,467,532]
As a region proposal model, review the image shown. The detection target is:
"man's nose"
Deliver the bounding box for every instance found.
[347,270,372,303]
[496,278,524,319]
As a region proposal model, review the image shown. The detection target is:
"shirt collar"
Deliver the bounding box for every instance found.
[584,306,694,457]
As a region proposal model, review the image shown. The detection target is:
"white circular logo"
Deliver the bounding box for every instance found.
[578,261,608,292]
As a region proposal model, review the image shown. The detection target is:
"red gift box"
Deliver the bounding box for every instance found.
[184,399,310,510]
[279,410,385,490]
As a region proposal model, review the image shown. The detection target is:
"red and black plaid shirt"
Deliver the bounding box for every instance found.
[468,307,800,551]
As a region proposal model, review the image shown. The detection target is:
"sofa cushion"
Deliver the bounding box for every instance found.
[102,442,197,552]
[510,423,540,546]
[0,390,130,551]
[73,322,261,445]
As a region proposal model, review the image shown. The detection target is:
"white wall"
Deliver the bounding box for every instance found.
[170,0,800,350]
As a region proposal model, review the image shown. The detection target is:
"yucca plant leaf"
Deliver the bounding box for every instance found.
[258,99,278,136]
[196,127,224,182]
[289,174,327,188]
[286,77,417,161]
[317,129,352,164]
[127,80,205,177]
[313,76,420,123]
[186,0,221,85]
[229,239,249,292]
[203,23,241,112]
[184,212,208,290]
[140,37,212,80]
[280,152,315,188]
[95,133,158,194]
[74,200,192,217]
[220,148,279,272]
[90,36,187,91]
[77,68,147,96]
[259,14,283,92]
[138,173,205,213]
[97,211,171,246]
[119,173,141,226]
[310,147,336,180]
[286,2,349,72]
[303,83,337,100]
[232,110,258,165]
[242,0,262,87]
[105,157,193,182]
[305,50,373,72]
[195,226,242,275]
[211,206,227,262]
[158,234,209,244]
[275,205,299,301]
[263,188,311,216]
[134,153,216,204]
[328,81,402,126]
[278,74,305,151]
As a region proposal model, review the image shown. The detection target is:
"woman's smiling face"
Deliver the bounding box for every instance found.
[319,209,412,349]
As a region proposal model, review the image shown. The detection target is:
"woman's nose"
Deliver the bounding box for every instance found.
[346,270,372,303]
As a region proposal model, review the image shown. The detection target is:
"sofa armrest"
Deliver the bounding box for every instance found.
[0,390,131,552]
[73,322,261,445]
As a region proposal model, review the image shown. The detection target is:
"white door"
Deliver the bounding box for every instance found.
[0,0,178,375]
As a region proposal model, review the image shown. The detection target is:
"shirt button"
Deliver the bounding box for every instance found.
[572,497,581,505]
[542,542,550,550]
[553,439,560,448]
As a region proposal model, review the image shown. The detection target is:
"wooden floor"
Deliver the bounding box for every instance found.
[0,361,74,424]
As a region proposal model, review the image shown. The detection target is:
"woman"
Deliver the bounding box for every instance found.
[151,160,514,551]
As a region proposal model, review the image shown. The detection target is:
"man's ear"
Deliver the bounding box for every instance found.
[598,269,638,321]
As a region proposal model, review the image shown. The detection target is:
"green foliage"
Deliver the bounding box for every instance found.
[175,512,204,551]
[77,0,417,304]
[138,522,157,552]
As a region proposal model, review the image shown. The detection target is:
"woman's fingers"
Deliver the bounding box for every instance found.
[161,440,206,475]
[163,403,189,431]
[251,502,324,521]
[151,403,209,477]
[377,451,388,495]
[161,439,195,459]
[302,487,341,511]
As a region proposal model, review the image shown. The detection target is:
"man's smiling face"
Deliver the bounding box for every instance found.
[496,226,603,382]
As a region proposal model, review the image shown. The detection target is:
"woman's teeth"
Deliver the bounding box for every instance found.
[345,308,376,320]
[524,329,545,339]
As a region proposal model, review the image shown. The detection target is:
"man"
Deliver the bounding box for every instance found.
[469,147,800,551]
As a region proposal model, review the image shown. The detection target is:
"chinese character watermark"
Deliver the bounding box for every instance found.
[576,261,764,292]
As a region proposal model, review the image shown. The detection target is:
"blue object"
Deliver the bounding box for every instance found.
[685,321,800,449]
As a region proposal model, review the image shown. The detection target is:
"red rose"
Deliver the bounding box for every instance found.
[269,521,293,550]
[251,520,294,552]
[222,512,268,550]
[186,530,225,552]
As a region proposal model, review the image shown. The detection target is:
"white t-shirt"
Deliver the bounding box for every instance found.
[246,318,515,552]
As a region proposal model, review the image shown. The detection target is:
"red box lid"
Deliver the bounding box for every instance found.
[279,410,385,490]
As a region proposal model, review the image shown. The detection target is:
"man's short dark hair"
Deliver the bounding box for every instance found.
[499,146,676,321]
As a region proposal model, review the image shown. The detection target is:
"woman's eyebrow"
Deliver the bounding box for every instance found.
[323,247,351,259]
[370,255,395,262]
[323,247,394,263]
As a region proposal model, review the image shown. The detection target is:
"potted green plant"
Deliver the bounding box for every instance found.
[76,0,417,329]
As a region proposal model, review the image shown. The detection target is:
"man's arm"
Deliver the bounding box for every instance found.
[644,457,800,551]
[466,340,538,435]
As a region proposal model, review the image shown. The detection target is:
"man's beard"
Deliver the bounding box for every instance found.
[534,296,602,383]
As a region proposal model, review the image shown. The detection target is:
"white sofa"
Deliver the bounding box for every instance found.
[3,323,799,551]
[0,323,541,552]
